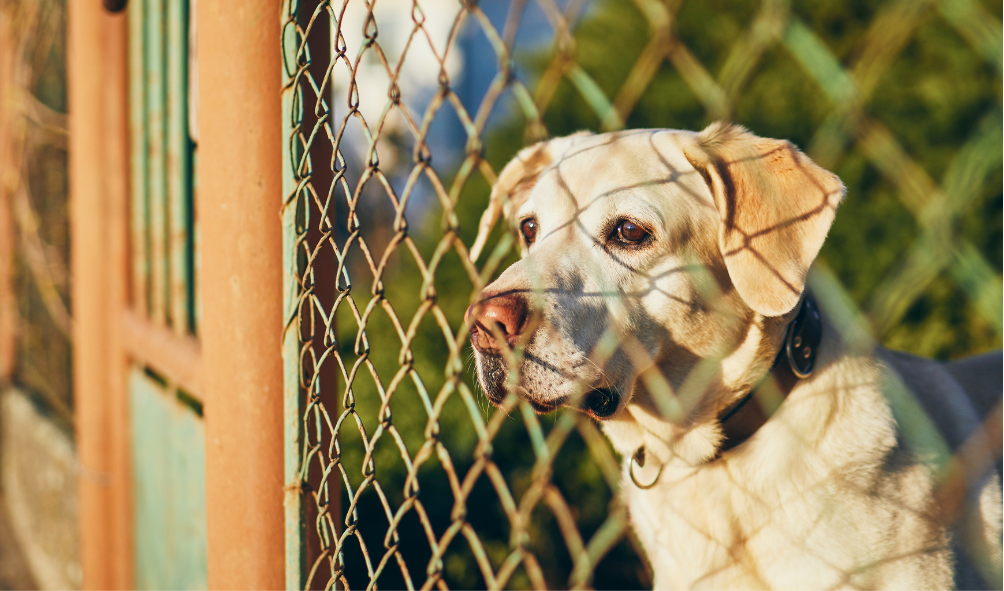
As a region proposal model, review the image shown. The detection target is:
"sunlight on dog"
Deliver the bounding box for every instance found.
[466,123,1003,590]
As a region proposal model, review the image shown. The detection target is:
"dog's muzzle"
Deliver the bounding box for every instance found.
[467,291,622,419]
[466,292,529,353]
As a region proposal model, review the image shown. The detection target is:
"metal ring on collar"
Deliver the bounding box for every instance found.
[629,447,664,489]
[785,297,818,379]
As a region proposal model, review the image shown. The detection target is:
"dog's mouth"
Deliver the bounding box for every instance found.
[525,395,563,414]
[522,387,620,419]
[485,382,621,421]
[474,350,622,419]
[508,388,620,420]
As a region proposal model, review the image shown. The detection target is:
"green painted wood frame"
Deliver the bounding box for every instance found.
[127,0,205,587]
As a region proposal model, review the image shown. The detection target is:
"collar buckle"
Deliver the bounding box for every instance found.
[785,293,822,379]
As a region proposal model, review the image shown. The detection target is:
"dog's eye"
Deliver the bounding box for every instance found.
[615,220,650,244]
[520,218,538,246]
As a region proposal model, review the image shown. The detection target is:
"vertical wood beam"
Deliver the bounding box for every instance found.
[103,14,133,590]
[198,1,285,588]
[68,3,110,583]
[68,2,131,588]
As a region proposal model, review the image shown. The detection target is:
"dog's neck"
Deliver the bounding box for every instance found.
[714,293,821,456]
[603,294,821,471]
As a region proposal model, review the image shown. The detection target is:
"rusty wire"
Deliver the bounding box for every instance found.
[279,0,1002,589]
[0,0,73,425]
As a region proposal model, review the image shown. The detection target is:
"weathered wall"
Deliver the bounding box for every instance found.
[0,389,80,590]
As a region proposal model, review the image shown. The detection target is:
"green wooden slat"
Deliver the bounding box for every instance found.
[281,2,307,587]
[128,0,149,316]
[130,368,209,590]
[146,0,169,325]
[188,0,200,337]
[166,0,192,334]
[129,2,205,588]
[191,149,201,336]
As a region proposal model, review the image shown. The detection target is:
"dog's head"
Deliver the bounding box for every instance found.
[466,123,844,461]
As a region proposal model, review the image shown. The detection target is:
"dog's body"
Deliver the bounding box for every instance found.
[466,124,1002,589]
[623,337,1001,590]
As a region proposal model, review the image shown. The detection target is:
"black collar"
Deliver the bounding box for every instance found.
[629,294,823,487]
[715,292,822,456]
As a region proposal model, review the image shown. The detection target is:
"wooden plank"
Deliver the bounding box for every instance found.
[70,3,132,587]
[128,0,149,317]
[191,149,201,336]
[166,0,191,335]
[188,0,201,336]
[104,14,136,588]
[146,0,168,326]
[129,367,208,590]
[121,309,202,400]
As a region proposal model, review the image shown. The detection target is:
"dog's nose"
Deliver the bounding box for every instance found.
[466,292,529,352]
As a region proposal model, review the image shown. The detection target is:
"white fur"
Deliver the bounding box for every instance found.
[471,127,1003,589]
[610,334,961,589]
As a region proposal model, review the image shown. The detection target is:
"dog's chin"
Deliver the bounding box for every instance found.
[518,387,622,420]
[480,384,621,420]
[474,351,624,419]
[476,374,567,414]
[474,353,509,406]
[476,363,621,420]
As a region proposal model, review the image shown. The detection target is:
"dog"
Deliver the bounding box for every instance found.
[465,123,1003,589]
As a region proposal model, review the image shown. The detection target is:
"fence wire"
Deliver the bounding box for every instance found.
[0,0,72,427]
[280,0,1002,589]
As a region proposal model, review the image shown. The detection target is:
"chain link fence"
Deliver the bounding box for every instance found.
[280,0,1002,588]
[0,0,72,428]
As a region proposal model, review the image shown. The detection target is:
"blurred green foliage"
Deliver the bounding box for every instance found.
[3,0,73,428]
[331,1,1001,589]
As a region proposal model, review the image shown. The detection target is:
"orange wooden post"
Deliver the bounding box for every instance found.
[197,0,286,588]
[102,15,133,590]
[68,2,132,588]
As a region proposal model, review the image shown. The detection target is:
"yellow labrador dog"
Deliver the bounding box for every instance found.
[465,124,1002,589]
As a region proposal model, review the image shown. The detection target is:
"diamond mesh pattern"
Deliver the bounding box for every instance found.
[279,1,1002,589]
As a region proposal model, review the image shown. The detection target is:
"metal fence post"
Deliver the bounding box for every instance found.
[279,2,305,587]
[197,0,285,588]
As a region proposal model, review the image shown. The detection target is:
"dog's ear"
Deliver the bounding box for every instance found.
[470,132,592,262]
[469,142,552,262]
[681,122,845,317]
